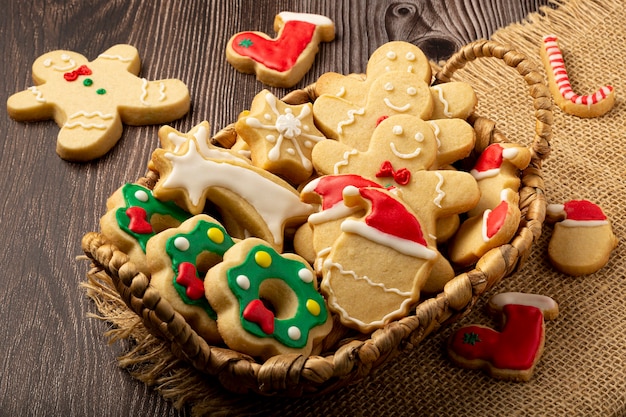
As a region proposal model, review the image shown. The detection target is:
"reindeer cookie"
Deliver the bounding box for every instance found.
[7,44,190,161]
[150,123,314,252]
[235,90,327,184]
[547,200,618,275]
[226,12,335,88]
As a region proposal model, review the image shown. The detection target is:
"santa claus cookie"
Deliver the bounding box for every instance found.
[547,200,618,276]
[448,292,559,382]
[7,44,190,161]
[226,12,335,88]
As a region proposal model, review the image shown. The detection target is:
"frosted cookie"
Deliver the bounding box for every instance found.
[547,200,618,275]
[235,89,327,184]
[146,215,236,344]
[99,183,191,274]
[205,238,332,359]
[7,44,190,161]
[448,292,558,382]
[320,186,438,332]
[541,35,615,118]
[150,123,315,252]
[226,12,335,88]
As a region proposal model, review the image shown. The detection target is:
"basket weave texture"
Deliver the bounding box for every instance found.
[82,39,552,397]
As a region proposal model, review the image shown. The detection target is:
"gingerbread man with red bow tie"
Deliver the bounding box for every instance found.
[7,44,190,161]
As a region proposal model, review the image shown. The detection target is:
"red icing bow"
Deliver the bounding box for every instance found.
[376,160,411,185]
[64,65,92,81]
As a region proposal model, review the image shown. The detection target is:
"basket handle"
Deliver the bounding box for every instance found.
[434,39,553,164]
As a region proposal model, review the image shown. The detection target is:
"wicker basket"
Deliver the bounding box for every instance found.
[81,40,553,396]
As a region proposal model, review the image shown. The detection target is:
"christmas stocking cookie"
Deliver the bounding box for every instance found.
[448,292,559,382]
[7,44,190,161]
[226,12,335,88]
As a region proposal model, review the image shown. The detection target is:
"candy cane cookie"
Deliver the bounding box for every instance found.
[205,238,332,359]
[146,215,236,344]
[541,35,615,117]
[99,183,191,273]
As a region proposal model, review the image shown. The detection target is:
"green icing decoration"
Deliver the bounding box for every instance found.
[238,38,254,48]
[166,220,235,320]
[115,183,191,252]
[226,244,328,349]
[463,332,482,345]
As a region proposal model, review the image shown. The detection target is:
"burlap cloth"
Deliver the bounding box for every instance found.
[83,0,625,415]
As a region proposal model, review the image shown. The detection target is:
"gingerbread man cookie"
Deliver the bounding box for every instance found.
[547,200,618,276]
[7,44,190,161]
[150,122,314,251]
[235,89,327,184]
[541,35,615,118]
[226,12,335,88]
[448,292,558,382]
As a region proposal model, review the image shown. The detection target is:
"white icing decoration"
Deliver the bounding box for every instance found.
[427,121,441,149]
[308,201,359,225]
[405,52,416,61]
[97,53,133,62]
[134,190,149,202]
[502,147,520,160]
[167,125,247,163]
[49,54,76,71]
[407,87,417,96]
[324,259,411,297]
[332,148,358,174]
[341,219,437,259]
[63,111,115,130]
[433,172,445,208]
[236,275,251,290]
[43,59,52,67]
[383,98,411,112]
[337,108,365,133]
[490,292,558,313]
[471,167,500,180]
[392,125,403,135]
[384,82,394,91]
[28,86,46,103]
[277,11,333,27]
[386,51,397,60]
[389,132,423,160]
[298,268,314,283]
[432,86,453,117]
[158,82,166,101]
[336,86,346,97]
[140,78,150,106]
[174,236,190,251]
[481,208,494,242]
[161,140,314,245]
[287,326,302,340]
[560,219,609,227]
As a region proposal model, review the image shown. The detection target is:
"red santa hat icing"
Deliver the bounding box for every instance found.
[482,189,515,241]
[340,186,437,259]
[547,199,608,227]
[470,143,520,180]
[302,174,382,225]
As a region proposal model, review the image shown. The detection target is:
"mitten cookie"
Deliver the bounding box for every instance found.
[448,292,559,382]
[547,200,618,275]
[226,12,335,88]
[7,44,190,161]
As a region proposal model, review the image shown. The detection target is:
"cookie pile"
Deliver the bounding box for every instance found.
[96,40,537,361]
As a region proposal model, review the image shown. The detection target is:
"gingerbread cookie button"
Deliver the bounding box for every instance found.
[7,44,190,161]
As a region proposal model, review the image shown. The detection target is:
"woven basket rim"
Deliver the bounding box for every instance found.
[82,39,553,397]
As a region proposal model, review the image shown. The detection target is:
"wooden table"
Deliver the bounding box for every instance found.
[1,1,551,415]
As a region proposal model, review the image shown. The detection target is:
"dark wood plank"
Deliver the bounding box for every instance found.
[0,1,550,415]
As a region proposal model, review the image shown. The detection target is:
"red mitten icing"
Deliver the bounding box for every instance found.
[448,292,558,381]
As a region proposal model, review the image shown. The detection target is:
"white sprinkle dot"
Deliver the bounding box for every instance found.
[392,125,403,135]
[134,190,149,202]
[174,237,190,251]
[288,326,301,340]
[236,275,250,290]
[298,268,314,283]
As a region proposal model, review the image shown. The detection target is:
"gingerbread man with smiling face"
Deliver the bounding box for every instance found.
[7,44,190,161]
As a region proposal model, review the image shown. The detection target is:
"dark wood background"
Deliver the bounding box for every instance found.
[1,1,551,415]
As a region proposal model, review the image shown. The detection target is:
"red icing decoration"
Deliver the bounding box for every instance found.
[358,187,427,246]
[485,200,509,239]
[563,200,607,221]
[312,174,381,210]
[243,299,275,334]
[64,65,92,81]
[125,206,153,234]
[473,143,504,172]
[230,20,317,73]
[175,262,205,300]
[375,161,411,185]
[376,115,389,126]
[449,304,544,371]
